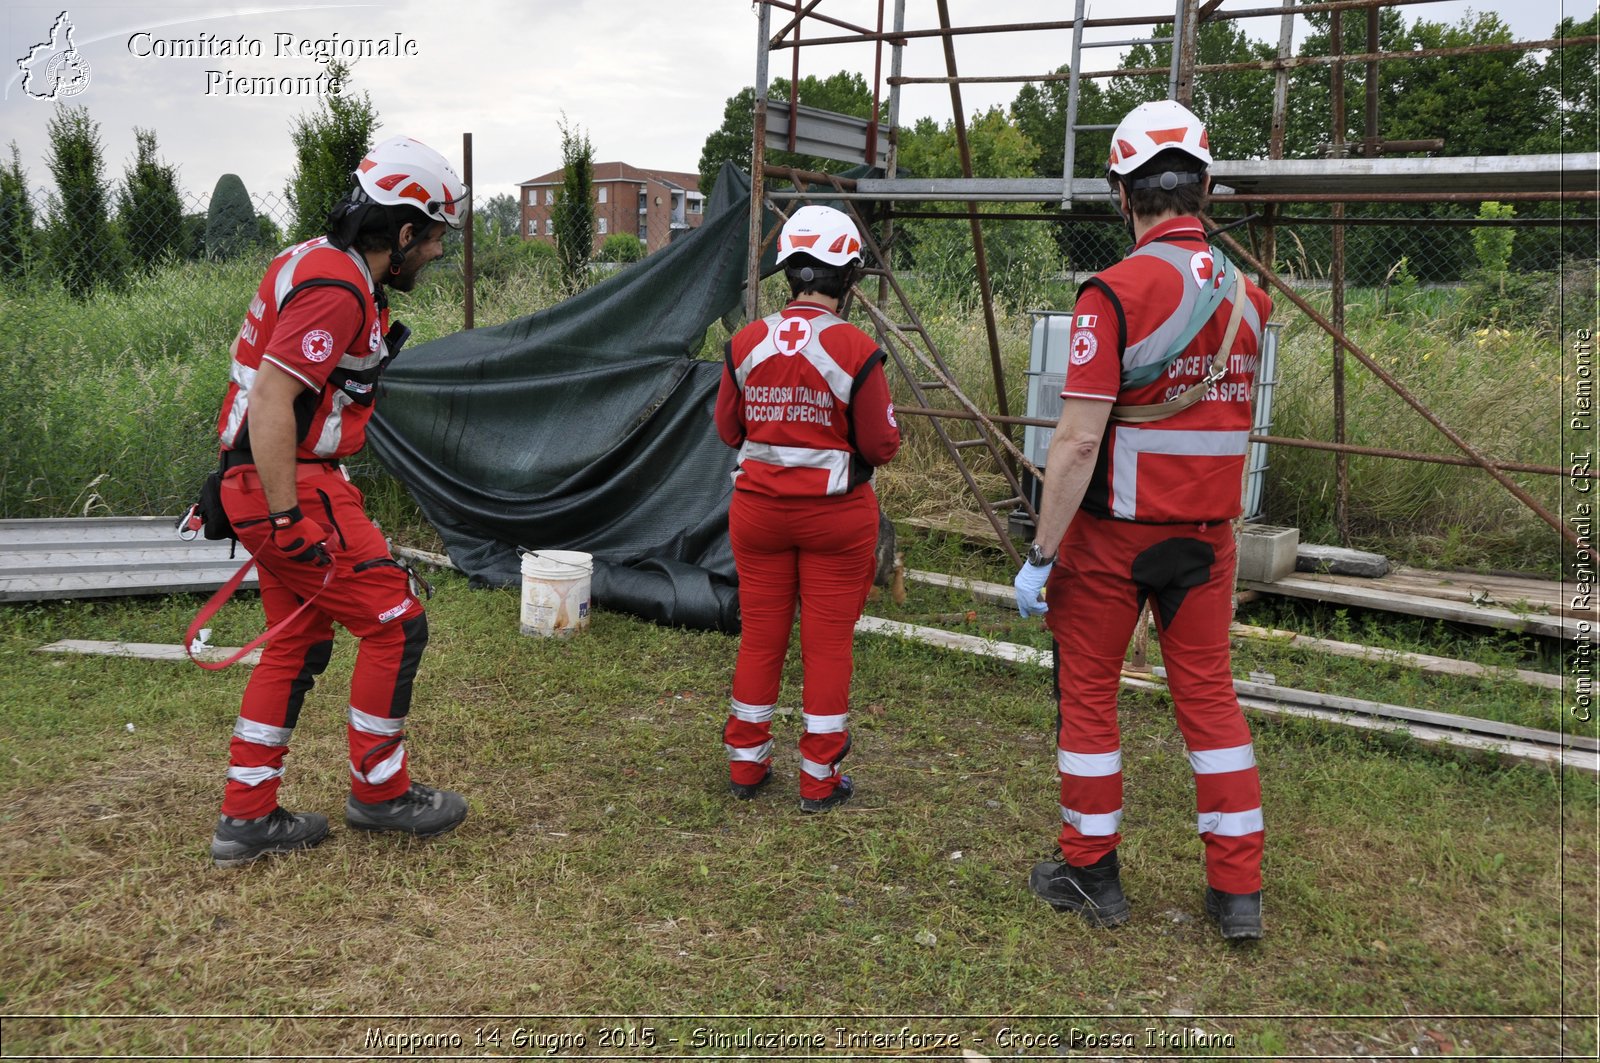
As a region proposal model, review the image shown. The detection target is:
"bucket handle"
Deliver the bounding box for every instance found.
[517,547,593,576]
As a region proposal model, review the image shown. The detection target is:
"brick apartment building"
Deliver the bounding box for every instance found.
[518,162,705,254]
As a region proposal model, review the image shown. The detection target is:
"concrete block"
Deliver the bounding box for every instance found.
[1297,543,1390,578]
[1237,524,1300,583]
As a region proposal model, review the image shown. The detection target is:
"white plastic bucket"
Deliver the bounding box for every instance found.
[519,550,593,638]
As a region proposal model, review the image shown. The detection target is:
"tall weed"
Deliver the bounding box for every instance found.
[0,255,1575,574]
[1264,289,1564,570]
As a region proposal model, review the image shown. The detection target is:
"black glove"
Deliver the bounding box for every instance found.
[268,506,330,566]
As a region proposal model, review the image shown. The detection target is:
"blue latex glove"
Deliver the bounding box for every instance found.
[1013,560,1053,617]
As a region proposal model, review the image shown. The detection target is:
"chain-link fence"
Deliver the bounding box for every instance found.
[0,185,299,292]
[869,202,1595,568]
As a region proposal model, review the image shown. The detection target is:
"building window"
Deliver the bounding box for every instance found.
[598,217,608,235]
[688,196,703,214]
[545,189,555,205]
[527,218,537,236]
[544,218,553,236]
[527,189,536,205]
[597,187,607,204]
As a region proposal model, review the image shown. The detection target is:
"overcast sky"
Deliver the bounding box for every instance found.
[0,1,1577,212]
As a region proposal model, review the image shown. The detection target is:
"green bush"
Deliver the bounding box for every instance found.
[600,232,646,263]
[204,174,259,260]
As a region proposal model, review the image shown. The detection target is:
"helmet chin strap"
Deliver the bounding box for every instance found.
[1109,177,1135,240]
[388,226,421,276]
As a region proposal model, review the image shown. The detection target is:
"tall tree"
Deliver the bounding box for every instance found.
[1385,12,1545,157]
[44,104,120,297]
[1282,6,1410,159]
[117,127,183,269]
[205,173,258,260]
[552,115,594,291]
[1527,12,1599,155]
[697,71,876,197]
[1010,65,1116,179]
[893,107,1060,305]
[477,191,521,240]
[0,142,35,280]
[1103,20,1277,161]
[285,62,380,242]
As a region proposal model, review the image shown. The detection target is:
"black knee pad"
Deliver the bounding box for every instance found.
[285,639,335,729]
[388,612,429,718]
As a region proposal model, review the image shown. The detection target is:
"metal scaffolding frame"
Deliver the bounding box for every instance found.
[746,0,1599,555]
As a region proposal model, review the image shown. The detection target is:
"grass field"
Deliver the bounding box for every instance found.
[1,247,1594,1057]
[0,524,1594,1057]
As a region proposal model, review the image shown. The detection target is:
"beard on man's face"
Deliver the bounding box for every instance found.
[385,246,435,292]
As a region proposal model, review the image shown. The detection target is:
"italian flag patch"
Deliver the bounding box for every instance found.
[1074,314,1097,329]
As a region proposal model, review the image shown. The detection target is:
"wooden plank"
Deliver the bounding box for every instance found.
[0,547,244,569]
[0,567,257,602]
[854,615,1050,668]
[1228,692,1597,774]
[1162,667,1589,752]
[904,571,1566,688]
[856,614,1594,773]
[1238,575,1574,639]
[37,639,262,666]
[906,568,1013,603]
[900,513,1007,544]
[1230,624,1563,690]
[1326,567,1574,617]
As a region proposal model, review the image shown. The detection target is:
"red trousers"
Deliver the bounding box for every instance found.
[724,486,878,799]
[217,464,427,819]
[1044,515,1263,893]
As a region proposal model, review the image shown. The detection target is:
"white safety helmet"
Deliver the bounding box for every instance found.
[354,136,469,230]
[1106,99,1212,179]
[776,205,864,267]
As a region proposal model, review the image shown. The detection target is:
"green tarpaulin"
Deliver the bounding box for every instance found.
[368,164,778,632]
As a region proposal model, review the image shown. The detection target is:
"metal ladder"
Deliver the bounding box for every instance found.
[834,195,1039,566]
[763,171,1040,563]
[1061,0,1189,207]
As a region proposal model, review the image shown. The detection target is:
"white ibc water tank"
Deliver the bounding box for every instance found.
[1023,311,1076,470]
[1242,320,1282,521]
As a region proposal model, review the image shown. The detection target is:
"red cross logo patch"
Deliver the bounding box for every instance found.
[301,328,335,363]
[774,316,812,356]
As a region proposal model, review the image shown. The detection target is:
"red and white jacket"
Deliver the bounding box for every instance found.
[216,237,391,461]
[716,301,900,498]
[1061,218,1272,524]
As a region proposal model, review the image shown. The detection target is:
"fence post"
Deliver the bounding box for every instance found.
[463,132,474,330]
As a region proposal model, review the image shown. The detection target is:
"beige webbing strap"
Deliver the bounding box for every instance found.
[1110,266,1247,424]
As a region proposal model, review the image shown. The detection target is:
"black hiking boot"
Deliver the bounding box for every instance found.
[210,807,330,869]
[1029,850,1131,927]
[799,774,853,814]
[729,767,772,801]
[1204,887,1263,941]
[345,782,467,837]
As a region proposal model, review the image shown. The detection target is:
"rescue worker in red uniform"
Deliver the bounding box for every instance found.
[715,205,901,813]
[208,136,471,868]
[1013,101,1272,939]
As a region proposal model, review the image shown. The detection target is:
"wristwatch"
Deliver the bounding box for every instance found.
[1026,542,1057,567]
